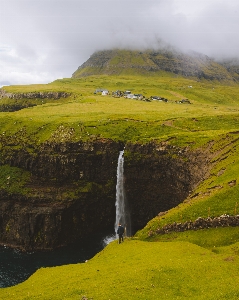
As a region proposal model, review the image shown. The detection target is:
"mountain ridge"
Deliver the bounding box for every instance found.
[72,48,239,82]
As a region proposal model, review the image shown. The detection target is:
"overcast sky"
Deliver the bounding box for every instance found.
[1,0,239,86]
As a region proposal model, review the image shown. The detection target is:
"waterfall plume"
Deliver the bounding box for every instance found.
[103,149,131,245]
[115,150,131,237]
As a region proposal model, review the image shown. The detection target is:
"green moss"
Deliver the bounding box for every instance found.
[0,165,30,195]
[5,222,10,232]
[34,231,44,243]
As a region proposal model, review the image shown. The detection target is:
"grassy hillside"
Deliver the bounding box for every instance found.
[1,73,239,298]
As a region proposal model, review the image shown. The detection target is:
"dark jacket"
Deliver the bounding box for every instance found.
[117,225,124,235]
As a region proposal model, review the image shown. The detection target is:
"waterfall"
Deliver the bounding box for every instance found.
[115,150,125,233]
[103,150,130,246]
[114,150,131,237]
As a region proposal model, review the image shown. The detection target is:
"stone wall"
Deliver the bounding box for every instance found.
[149,215,239,237]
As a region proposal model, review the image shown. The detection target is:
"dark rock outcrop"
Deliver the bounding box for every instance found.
[0,90,70,100]
[0,139,122,251]
[124,142,211,232]
[0,90,71,112]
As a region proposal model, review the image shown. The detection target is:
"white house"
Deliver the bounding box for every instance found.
[102,90,109,96]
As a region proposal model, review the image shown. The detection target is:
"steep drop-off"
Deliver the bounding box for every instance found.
[0,139,122,250]
[124,142,211,232]
[0,138,212,251]
[0,90,70,112]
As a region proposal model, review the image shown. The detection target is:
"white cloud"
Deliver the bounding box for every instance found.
[1,0,239,85]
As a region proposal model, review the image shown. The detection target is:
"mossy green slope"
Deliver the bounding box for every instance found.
[1,238,239,300]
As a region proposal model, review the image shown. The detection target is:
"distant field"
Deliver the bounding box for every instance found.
[1,75,239,145]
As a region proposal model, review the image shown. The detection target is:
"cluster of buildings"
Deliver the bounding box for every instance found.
[94,89,170,102]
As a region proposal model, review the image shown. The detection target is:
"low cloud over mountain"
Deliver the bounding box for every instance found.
[1,0,239,85]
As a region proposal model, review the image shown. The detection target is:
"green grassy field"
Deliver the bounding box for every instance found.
[1,74,239,298]
[1,237,239,299]
[1,75,239,145]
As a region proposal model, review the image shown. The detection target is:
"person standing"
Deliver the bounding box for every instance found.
[117,224,125,244]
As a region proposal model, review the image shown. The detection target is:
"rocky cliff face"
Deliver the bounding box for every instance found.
[124,142,210,232]
[0,90,70,100]
[0,90,71,112]
[0,139,122,251]
[0,139,211,251]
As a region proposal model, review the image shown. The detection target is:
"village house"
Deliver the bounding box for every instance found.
[101,90,109,96]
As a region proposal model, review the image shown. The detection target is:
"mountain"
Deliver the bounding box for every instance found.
[72,48,239,81]
[219,58,239,81]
